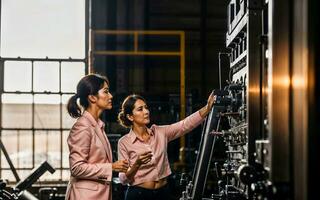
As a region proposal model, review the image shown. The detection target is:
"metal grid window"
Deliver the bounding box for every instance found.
[0,0,86,182]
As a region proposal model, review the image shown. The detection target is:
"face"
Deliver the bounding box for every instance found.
[128,99,150,126]
[95,82,113,110]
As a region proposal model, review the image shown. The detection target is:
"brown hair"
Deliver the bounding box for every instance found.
[118,94,146,128]
[67,74,109,118]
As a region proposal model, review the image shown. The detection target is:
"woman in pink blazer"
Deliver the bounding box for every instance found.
[65,74,129,200]
[117,93,215,200]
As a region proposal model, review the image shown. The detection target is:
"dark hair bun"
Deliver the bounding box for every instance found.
[118,111,132,128]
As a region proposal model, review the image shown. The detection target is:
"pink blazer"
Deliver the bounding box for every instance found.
[65,111,113,200]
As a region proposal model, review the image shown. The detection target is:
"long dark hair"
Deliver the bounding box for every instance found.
[67,74,109,118]
[118,94,146,128]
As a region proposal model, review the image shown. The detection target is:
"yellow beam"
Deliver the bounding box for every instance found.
[179,32,186,167]
[134,32,138,52]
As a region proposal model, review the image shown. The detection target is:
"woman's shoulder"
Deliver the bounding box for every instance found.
[149,124,165,134]
[150,124,157,130]
[78,113,95,124]
[118,133,131,144]
[70,116,93,133]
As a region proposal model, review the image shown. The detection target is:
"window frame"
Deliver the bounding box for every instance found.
[0,0,89,182]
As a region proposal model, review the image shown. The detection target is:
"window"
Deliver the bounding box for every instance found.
[0,0,86,182]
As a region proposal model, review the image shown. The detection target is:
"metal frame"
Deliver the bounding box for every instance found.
[247,0,263,166]
[0,0,3,173]
[0,57,85,180]
[88,29,188,165]
[268,0,291,187]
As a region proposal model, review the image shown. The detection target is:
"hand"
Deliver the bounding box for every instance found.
[123,151,153,180]
[206,91,216,112]
[134,151,153,167]
[112,160,129,173]
[199,91,216,118]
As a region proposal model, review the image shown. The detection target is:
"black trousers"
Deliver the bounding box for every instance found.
[125,184,170,200]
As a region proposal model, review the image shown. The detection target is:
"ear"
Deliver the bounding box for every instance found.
[88,95,97,104]
[126,114,134,122]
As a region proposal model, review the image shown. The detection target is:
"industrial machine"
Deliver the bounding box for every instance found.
[179,0,294,199]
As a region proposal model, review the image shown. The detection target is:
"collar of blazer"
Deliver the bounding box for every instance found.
[82,111,112,159]
[82,111,105,129]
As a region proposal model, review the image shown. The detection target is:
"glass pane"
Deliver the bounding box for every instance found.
[17,131,33,168]
[1,131,33,169]
[1,170,17,182]
[1,131,18,168]
[1,0,85,58]
[61,62,85,93]
[61,94,72,105]
[34,131,61,168]
[1,96,32,128]
[33,62,59,92]
[62,95,76,129]
[62,131,70,168]
[62,169,70,181]
[1,93,33,103]
[18,169,34,181]
[34,94,60,104]
[34,95,60,128]
[4,61,32,92]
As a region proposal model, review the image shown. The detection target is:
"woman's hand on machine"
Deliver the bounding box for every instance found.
[199,92,216,118]
[206,91,216,111]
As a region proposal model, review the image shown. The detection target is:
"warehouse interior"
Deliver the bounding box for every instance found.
[0,0,319,199]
